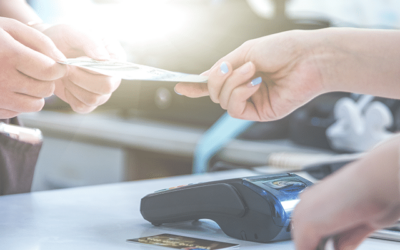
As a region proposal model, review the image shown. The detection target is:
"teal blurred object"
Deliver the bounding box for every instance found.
[193,112,254,174]
[28,0,62,24]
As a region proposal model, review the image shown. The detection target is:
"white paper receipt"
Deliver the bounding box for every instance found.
[58,58,208,83]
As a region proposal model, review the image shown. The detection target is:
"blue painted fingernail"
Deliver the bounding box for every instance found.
[250,77,262,86]
[220,62,229,74]
[174,87,182,95]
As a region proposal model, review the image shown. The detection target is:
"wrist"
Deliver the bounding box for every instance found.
[308,28,400,98]
[305,28,353,93]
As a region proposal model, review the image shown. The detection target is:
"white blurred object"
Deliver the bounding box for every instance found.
[326,95,394,152]
[246,0,275,19]
[31,0,189,46]
[246,0,400,28]
[92,0,123,3]
[267,152,365,170]
[268,152,333,170]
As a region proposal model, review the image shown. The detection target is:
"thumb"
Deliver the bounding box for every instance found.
[79,34,110,61]
[61,25,110,60]
[174,70,210,97]
[103,36,126,61]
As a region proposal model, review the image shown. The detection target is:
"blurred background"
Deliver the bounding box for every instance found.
[22,0,400,191]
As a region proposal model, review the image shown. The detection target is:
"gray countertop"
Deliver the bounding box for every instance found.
[0,169,398,250]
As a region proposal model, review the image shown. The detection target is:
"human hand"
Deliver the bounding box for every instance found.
[175,30,329,121]
[42,24,126,113]
[0,18,67,119]
[292,136,400,250]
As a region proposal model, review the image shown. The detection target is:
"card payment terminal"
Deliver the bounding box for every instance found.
[140,173,313,243]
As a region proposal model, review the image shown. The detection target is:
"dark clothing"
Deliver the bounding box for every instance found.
[0,118,42,195]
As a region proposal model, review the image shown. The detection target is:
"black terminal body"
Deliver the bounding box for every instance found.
[140,173,313,243]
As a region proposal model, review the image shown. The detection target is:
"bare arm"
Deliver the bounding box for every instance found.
[0,0,42,24]
[175,28,400,121]
[315,28,400,99]
[293,135,400,250]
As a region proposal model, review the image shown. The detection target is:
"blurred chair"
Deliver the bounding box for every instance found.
[193,112,254,174]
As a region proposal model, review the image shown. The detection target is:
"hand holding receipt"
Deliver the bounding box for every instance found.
[58,58,208,83]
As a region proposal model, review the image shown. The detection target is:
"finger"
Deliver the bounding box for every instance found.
[0,29,67,81]
[53,80,68,103]
[174,70,211,97]
[208,61,233,103]
[80,35,110,60]
[203,40,255,103]
[208,40,256,75]
[219,61,256,109]
[0,108,19,119]
[250,78,283,121]
[174,82,208,97]
[2,18,65,61]
[103,37,127,61]
[13,73,55,98]
[61,25,110,60]
[64,89,97,114]
[63,78,111,107]
[226,77,262,121]
[335,225,375,250]
[67,67,120,95]
[15,48,67,81]
[0,92,44,113]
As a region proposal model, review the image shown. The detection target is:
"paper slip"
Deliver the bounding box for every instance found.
[58,58,208,83]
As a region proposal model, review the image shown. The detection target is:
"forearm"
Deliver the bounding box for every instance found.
[0,0,48,31]
[311,28,400,99]
[293,134,400,250]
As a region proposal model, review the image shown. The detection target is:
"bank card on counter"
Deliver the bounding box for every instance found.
[127,233,239,250]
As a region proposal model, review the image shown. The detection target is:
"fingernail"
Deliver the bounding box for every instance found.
[95,48,110,60]
[249,77,262,86]
[240,62,252,75]
[174,87,182,96]
[220,62,229,74]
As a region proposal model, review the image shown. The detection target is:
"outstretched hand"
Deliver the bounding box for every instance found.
[43,24,126,113]
[175,30,326,121]
[0,18,66,119]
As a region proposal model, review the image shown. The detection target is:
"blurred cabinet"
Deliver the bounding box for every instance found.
[23,111,330,191]
[32,137,125,191]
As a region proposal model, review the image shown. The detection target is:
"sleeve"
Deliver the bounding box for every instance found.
[0,117,42,195]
